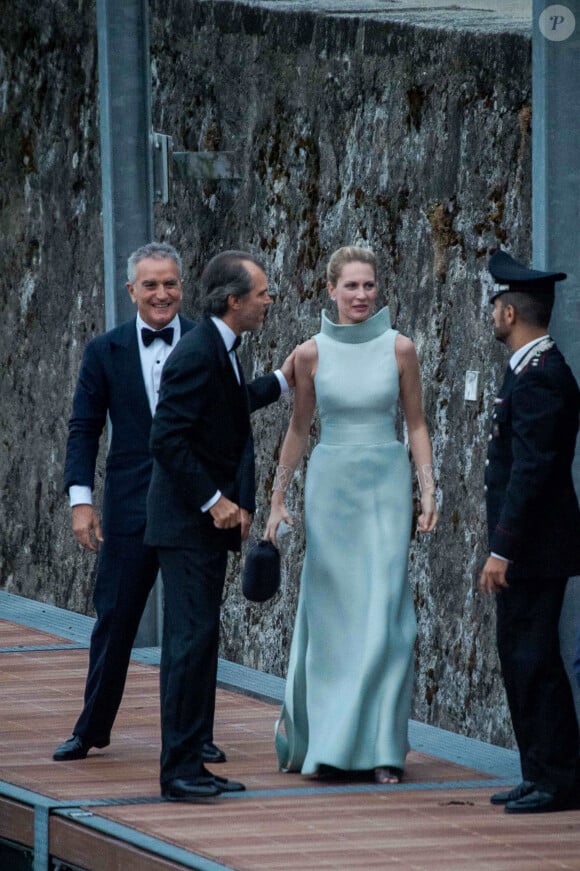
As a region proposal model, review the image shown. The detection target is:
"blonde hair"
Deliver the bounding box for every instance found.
[326,246,377,287]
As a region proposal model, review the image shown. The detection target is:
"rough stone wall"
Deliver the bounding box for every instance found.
[0,2,103,613]
[0,0,532,747]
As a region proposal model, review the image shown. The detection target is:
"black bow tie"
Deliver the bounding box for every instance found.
[230,336,242,351]
[141,326,174,347]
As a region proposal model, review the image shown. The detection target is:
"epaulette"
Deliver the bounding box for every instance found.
[514,337,554,375]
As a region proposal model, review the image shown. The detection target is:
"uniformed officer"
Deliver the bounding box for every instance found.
[480,250,580,814]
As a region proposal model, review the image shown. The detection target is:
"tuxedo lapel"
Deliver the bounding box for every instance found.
[234,351,245,387]
[205,320,249,422]
[110,321,152,423]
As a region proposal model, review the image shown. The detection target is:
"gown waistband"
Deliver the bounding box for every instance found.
[319,420,397,445]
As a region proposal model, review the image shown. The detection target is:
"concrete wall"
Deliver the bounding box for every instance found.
[0,0,533,746]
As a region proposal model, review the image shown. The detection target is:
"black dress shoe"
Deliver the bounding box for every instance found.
[53,735,92,761]
[208,773,246,793]
[162,777,222,801]
[202,741,226,763]
[490,780,535,805]
[505,789,564,814]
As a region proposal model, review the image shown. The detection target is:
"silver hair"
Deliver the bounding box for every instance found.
[127,242,183,283]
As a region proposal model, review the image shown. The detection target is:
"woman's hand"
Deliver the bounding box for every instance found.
[264,498,293,546]
[417,491,438,533]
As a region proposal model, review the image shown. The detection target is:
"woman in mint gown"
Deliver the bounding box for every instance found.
[265,246,437,784]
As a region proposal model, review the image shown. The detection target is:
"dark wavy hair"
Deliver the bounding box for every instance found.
[201,250,265,316]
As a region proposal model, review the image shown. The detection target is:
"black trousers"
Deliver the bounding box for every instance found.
[74,534,159,745]
[496,577,579,795]
[157,544,228,786]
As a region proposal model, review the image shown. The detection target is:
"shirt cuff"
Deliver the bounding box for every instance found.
[201,491,221,513]
[69,485,92,507]
[274,369,289,394]
[491,552,508,562]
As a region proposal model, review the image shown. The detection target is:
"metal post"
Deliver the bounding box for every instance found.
[532,0,580,716]
[97,0,154,326]
[96,0,160,645]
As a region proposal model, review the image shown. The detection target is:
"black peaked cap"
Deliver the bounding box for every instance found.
[489,250,566,301]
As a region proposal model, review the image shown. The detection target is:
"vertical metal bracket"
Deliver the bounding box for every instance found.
[152,131,173,204]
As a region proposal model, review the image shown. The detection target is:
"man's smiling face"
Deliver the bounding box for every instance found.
[127,256,183,329]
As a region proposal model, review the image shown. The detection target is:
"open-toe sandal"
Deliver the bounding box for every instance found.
[374,766,403,784]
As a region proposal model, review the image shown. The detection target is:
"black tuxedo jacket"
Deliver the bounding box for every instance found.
[145,317,281,552]
[64,315,195,536]
[485,341,580,580]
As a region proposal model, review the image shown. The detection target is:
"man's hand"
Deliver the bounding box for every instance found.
[479,555,509,594]
[72,504,104,552]
[280,348,297,389]
[240,508,253,542]
[209,495,241,529]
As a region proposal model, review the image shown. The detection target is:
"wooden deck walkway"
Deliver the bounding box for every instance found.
[0,591,578,870]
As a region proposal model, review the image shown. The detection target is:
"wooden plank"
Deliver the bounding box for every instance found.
[49,818,192,871]
[0,796,35,846]
[0,618,578,871]
[95,789,580,871]
[0,620,77,649]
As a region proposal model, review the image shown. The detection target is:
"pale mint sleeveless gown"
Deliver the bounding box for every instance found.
[275,306,417,774]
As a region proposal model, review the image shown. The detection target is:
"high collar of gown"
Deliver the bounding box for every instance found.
[320,306,392,344]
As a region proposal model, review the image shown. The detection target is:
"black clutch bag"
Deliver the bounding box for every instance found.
[242,540,281,602]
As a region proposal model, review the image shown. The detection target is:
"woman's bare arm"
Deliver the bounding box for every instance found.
[264,339,318,543]
[396,334,438,533]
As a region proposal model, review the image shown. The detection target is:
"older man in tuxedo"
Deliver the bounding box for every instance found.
[52,242,210,761]
[146,250,294,800]
[480,250,580,814]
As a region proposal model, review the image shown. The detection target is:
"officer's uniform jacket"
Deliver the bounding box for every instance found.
[485,338,580,580]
